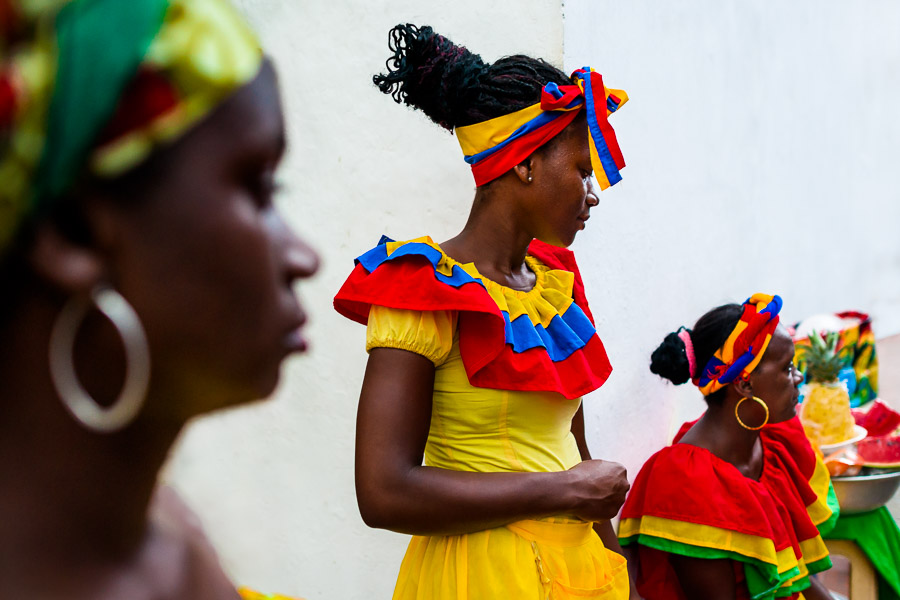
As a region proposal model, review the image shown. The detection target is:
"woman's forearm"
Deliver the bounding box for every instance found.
[357,465,576,535]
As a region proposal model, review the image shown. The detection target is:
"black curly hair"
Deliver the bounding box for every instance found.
[650,304,744,403]
[373,24,570,132]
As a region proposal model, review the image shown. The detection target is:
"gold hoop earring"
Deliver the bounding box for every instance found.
[735,396,769,431]
[49,286,150,433]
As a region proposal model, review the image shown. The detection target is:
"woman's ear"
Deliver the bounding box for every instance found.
[733,375,753,399]
[27,222,106,296]
[27,186,130,296]
[512,157,534,184]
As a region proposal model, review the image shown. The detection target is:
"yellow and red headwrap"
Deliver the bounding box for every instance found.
[455,67,627,188]
[0,0,261,255]
[694,293,783,396]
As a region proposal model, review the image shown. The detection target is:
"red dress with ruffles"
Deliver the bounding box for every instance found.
[618,417,838,600]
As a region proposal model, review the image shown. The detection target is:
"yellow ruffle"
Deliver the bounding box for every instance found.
[618,516,791,571]
[619,515,829,593]
[806,450,835,526]
[383,236,579,328]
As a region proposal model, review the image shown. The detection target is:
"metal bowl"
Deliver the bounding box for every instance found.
[832,469,900,514]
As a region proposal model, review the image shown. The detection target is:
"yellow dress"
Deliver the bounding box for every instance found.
[365,248,630,600]
[239,589,301,600]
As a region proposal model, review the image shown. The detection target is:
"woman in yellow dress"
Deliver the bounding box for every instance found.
[0,1,316,597]
[335,24,633,599]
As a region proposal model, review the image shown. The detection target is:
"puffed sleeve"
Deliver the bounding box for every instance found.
[366,305,457,367]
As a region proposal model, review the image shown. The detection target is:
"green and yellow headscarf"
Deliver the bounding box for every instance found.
[0,0,262,255]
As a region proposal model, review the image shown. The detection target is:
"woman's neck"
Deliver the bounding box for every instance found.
[0,297,183,582]
[683,402,764,479]
[441,188,535,288]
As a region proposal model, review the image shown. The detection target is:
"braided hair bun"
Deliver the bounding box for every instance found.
[650,330,693,385]
[650,303,744,400]
[373,24,569,132]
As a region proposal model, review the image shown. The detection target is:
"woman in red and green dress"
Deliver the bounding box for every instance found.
[618,295,838,600]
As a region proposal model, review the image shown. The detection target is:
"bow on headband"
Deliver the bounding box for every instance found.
[455,67,627,188]
[694,293,783,396]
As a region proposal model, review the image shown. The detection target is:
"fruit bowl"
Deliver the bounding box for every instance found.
[832,468,900,514]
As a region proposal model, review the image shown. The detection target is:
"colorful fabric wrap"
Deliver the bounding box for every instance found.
[619,416,838,600]
[0,0,262,255]
[333,236,613,399]
[695,293,783,396]
[455,67,627,188]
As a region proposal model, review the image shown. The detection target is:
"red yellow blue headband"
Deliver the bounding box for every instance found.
[455,67,627,188]
[693,293,783,396]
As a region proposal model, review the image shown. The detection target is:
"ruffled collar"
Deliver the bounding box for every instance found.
[335,235,613,399]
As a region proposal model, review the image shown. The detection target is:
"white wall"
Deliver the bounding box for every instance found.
[164,1,900,599]
[164,2,563,599]
[562,0,900,480]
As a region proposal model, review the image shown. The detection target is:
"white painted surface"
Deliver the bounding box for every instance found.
[562,0,900,488]
[163,1,900,598]
[164,2,563,599]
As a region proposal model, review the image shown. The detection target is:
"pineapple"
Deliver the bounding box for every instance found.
[799,331,857,447]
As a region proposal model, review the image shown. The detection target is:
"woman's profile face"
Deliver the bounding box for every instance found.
[105,59,319,418]
[527,115,599,248]
[748,326,803,424]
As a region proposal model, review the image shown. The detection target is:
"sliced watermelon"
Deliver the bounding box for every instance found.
[858,400,900,437]
[858,434,900,468]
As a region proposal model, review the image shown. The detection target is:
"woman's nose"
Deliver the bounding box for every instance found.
[271,212,320,282]
[285,233,320,282]
[585,179,600,207]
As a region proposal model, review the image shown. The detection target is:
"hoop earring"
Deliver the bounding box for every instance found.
[49,286,150,433]
[735,396,769,431]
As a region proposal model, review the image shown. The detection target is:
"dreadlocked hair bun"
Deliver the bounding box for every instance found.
[650,330,693,385]
[373,24,569,132]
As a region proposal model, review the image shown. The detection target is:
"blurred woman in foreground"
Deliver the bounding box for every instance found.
[0,1,317,597]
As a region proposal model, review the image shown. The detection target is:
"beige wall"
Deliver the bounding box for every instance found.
[165,2,564,599]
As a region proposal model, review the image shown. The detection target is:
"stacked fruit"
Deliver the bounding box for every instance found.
[799,331,858,448]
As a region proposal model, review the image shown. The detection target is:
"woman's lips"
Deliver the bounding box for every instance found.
[283,326,308,353]
[283,304,309,353]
